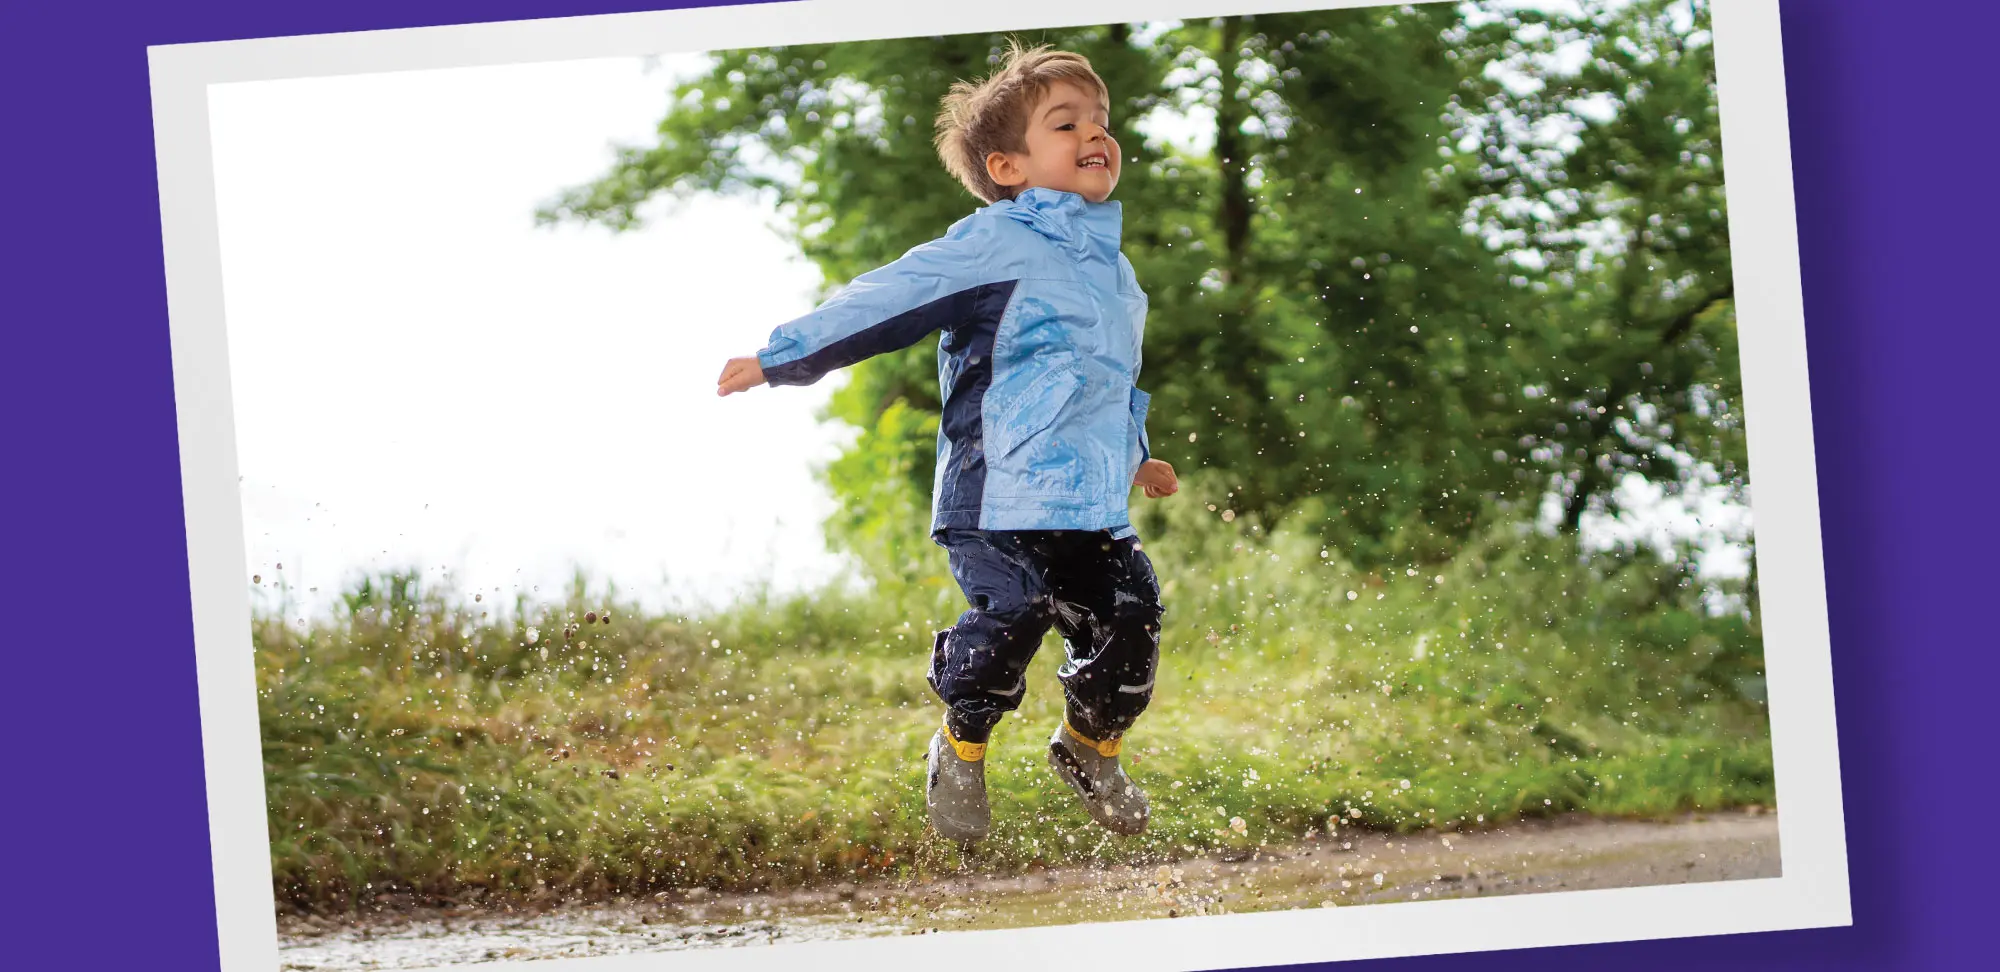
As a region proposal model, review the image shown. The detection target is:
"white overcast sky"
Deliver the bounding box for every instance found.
[211,56,855,618]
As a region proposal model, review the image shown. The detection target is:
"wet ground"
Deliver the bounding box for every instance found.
[278,809,1778,970]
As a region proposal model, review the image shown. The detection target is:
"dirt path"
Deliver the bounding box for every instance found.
[278,809,1778,970]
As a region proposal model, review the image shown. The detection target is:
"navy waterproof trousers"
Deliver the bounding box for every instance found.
[928,529,1164,744]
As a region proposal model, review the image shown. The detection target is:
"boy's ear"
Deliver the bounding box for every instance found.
[985,151,1026,191]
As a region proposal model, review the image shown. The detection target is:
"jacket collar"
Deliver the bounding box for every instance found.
[990,187,1123,257]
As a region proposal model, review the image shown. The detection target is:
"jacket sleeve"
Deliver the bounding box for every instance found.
[755,220,1005,387]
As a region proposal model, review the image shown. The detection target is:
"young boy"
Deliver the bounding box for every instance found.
[715,43,1177,842]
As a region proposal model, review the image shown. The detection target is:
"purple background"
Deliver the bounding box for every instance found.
[5,0,1990,969]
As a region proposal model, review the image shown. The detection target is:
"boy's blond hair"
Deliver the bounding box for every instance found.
[934,41,1110,204]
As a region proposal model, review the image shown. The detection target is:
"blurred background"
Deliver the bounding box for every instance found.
[226,0,1771,917]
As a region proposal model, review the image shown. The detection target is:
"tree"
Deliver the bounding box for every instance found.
[1460,0,1742,533]
[539,0,1741,573]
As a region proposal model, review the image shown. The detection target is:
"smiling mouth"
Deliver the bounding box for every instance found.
[1078,154,1109,170]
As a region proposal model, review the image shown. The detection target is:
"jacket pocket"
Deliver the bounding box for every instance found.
[990,363,1086,460]
[1129,386,1152,461]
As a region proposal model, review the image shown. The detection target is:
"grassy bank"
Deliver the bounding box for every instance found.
[256,499,1771,912]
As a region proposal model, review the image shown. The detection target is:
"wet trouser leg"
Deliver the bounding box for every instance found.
[928,530,1058,744]
[928,529,1163,744]
[1043,532,1164,741]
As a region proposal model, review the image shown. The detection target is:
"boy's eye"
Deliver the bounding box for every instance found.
[1057,123,1076,131]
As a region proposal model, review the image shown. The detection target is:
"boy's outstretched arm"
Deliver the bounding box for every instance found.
[724,221,1008,394]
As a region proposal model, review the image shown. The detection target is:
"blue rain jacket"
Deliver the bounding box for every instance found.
[755,187,1152,537]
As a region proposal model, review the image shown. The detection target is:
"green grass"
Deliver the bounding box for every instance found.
[255,495,1772,913]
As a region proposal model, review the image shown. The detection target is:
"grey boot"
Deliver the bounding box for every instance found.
[1047,721,1149,835]
[925,727,990,841]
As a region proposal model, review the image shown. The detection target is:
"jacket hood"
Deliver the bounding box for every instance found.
[989,187,1124,260]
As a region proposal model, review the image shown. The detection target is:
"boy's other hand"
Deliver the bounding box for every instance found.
[717,356,767,397]
[1135,459,1178,499]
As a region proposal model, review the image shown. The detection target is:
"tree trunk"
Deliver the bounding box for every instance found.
[1209,17,1276,515]
[1214,17,1251,285]
[1562,467,1599,534]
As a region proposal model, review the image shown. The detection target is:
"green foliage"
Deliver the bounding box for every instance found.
[541,0,1746,574]
[260,516,1770,911]
[1465,0,1743,530]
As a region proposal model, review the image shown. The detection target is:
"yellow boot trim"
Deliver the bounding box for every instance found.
[1063,719,1122,758]
[942,723,986,762]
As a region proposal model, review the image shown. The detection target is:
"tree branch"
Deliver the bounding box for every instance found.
[1657,284,1734,346]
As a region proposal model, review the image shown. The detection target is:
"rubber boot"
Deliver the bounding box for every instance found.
[926,724,991,841]
[1046,720,1148,835]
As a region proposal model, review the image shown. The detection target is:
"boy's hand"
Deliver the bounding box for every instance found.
[1135,459,1178,498]
[716,356,766,397]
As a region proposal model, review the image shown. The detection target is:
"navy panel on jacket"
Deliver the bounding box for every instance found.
[762,282,1007,388]
[935,281,1017,527]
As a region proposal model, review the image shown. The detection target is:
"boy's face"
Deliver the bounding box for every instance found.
[987,80,1121,204]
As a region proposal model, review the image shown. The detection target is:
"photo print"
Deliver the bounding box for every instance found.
[149,1,1848,969]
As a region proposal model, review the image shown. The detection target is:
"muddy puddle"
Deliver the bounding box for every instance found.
[278,809,1778,970]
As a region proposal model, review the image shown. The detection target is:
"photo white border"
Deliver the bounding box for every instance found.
[149,1,1848,969]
